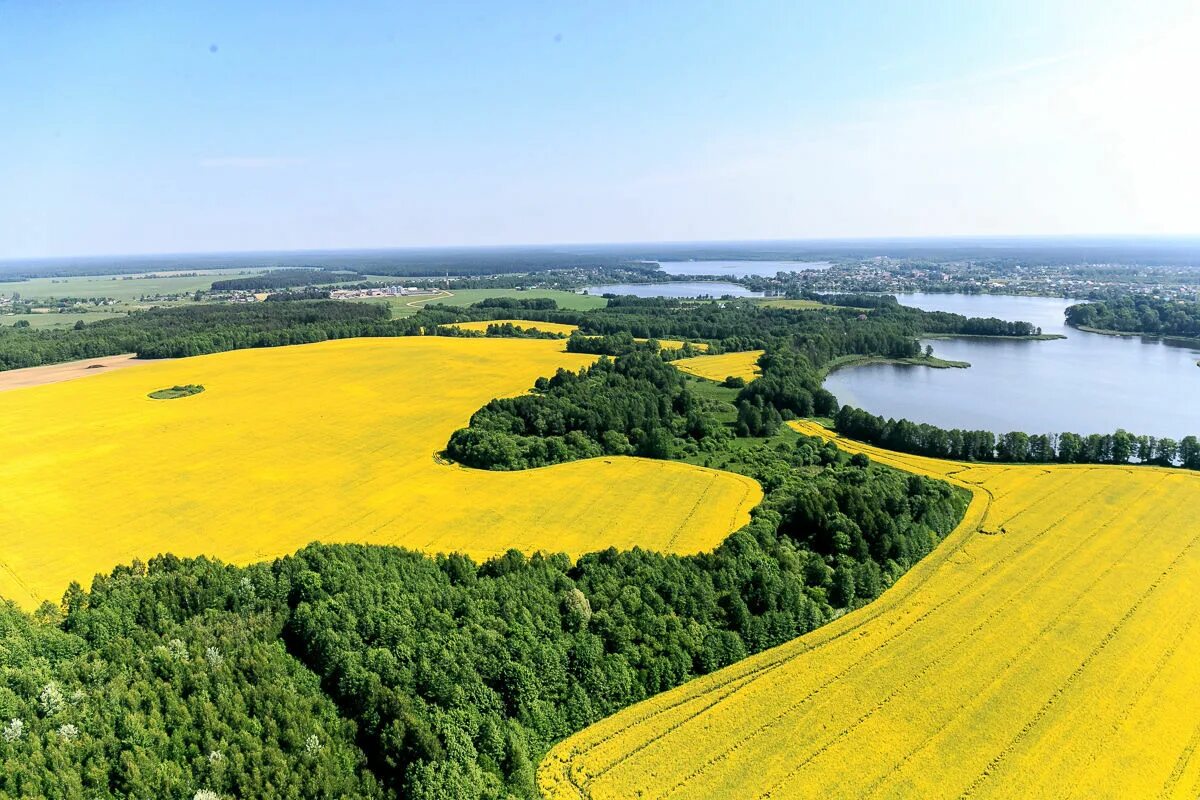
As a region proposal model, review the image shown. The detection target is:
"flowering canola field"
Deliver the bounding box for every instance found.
[449,319,580,336]
[0,337,760,609]
[539,419,1200,799]
[673,350,764,383]
[448,320,708,352]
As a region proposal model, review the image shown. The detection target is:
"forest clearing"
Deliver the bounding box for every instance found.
[672,349,765,383]
[539,420,1200,799]
[0,337,760,608]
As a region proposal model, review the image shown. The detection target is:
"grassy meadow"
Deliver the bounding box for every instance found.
[0,269,265,301]
[0,337,760,609]
[0,309,130,328]
[539,420,1200,799]
[751,297,832,310]
[376,287,608,316]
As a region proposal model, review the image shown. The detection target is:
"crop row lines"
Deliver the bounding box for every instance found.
[556,462,995,793]
[852,476,1178,800]
[588,470,1099,793]
[957,524,1200,799]
[752,475,1170,800]
[563,492,992,785]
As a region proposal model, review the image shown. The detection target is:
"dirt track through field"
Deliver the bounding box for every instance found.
[0,354,152,393]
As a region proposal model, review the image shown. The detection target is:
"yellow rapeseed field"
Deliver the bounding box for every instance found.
[447,320,709,351]
[654,339,709,352]
[0,337,760,609]
[449,319,581,336]
[672,349,764,383]
[539,419,1200,799]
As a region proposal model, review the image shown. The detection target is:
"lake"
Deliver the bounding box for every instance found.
[583,281,764,298]
[654,260,830,278]
[823,293,1200,438]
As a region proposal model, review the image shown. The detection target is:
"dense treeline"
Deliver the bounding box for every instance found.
[0,561,380,799]
[562,330,648,355]
[733,349,839,435]
[473,297,560,310]
[0,301,595,371]
[1065,296,1200,338]
[363,253,635,277]
[446,351,727,469]
[834,405,1200,469]
[917,312,1041,336]
[0,302,398,369]
[265,288,333,301]
[0,302,563,371]
[573,297,1039,367]
[363,264,668,291]
[435,322,566,340]
[0,435,964,799]
[209,268,361,292]
[798,292,896,309]
[284,450,963,797]
[580,300,917,361]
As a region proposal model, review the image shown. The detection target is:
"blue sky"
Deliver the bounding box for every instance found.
[1,0,1198,257]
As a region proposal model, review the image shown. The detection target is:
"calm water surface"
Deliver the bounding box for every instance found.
[583,281,763,298]
[655,260,829,278]
[823,293,1200,437]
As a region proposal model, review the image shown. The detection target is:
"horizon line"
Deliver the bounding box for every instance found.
[6,232,1200,265]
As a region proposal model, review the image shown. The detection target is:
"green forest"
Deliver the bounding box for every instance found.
[209,269,362,292]
[1065,295,1200,338]
[446,351,727,469]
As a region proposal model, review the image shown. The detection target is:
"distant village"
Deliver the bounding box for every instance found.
[327,285,440,300]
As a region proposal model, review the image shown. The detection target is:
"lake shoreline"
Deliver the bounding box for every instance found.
[820,353,970,377]
[923,332,1066,341]
[828,292,1200,437]
[582,281,763,299]
[1070,324,1200,347]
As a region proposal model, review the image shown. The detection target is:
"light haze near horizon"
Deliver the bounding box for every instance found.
[2,0,1198,259]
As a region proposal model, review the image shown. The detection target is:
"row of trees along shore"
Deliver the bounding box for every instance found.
[834,405,1200,469]
[1065,295,1200,338]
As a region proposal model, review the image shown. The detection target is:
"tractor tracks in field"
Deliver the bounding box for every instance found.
[554,466,996,794]
[745,474,1170,800]
[544,440,1157,800]
[557,466,1158,800]
[958,523,1200,799]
